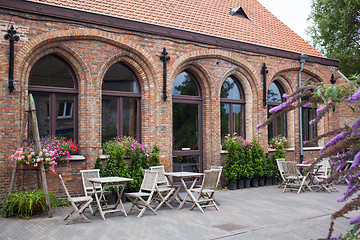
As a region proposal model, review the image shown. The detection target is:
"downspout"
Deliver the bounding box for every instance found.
[299,54,307,163]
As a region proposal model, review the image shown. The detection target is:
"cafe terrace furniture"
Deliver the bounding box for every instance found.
[59,174,93,225]
[314,158,339,194]
[125,170,159,218]
[80,169,110,214]
[164,171,204,210]
[189,169,221,213]
[89,176,133,220]
[276,158,286,188]
[149,166,176,211]
[281,161,309,194]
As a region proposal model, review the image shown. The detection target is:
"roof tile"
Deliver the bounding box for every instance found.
[29,0,322,57]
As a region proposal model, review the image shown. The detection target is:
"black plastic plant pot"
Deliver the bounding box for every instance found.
[258,178,265,186]
[244,178,251,188]
[237,179,245,189]
[251,178,259,187]
[228,180,237,190]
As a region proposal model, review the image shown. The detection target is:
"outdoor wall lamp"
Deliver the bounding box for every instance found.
[330,74,336,84]
[261,63,268,106]
[4,25,20,94]
[160,47,170,101]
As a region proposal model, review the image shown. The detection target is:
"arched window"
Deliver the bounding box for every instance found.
[29,54,78,140]
[172,71,202,173]
[267,81,287,141]
[102,63,141,142]
[302,84,317,146]
[220,76,245,138]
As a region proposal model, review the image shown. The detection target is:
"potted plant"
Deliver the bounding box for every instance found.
[1,189,59,218]
[250,138,265,187]
[10,137,78,173]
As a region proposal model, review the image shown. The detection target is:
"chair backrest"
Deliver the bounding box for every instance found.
[318,158,331,177]
[59,174,72,200]
[276,159,286,179]
[140,170,159,192]
[80,169,102,195]
[150,166,169,185]
[281,161,299,178]
[210,166,223,186]
[201,169,221,191]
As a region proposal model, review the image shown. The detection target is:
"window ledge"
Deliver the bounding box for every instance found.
[98,154,110,160]
[220,150,228,154]
[268,148,294,152]
[303,146,323,151]
[66,155,86,161]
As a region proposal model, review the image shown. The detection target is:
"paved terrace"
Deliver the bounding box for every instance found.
[0,184,355,240]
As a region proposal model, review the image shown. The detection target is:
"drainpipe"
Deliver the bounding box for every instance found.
[299,54,307,163]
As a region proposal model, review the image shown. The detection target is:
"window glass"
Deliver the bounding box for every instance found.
[102,63,138,92]
[30,55,75,88]
[267,81,286,141]
[172,72,199,96]
[267,82,282,102]
[221,77,242,99]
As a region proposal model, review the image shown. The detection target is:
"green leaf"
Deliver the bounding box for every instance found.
[317,88,328,104]
[330,86,338,99]
[325,87,331,98]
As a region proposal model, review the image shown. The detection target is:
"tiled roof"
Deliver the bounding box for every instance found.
[29,0,322,57]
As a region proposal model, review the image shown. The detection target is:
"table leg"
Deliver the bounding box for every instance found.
[92,183,106,220]
[113,183,127,216]
[177,177,198,210]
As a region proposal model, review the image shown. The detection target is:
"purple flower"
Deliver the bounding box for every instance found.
[256,124,264,129]
[317,101,331,113]
[309,119,316,125]
[282,93,291,98]
[320,131,346,153]
[351,118,360,134]
[350,151,360,169]
[269,99,295,114]
[346,87,360,103]
[303,102,311,107]
[349,215,360,224]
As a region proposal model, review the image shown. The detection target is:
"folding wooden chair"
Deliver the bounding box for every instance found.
[280,161,306,194]
[315,158,339,194]
[189,169,220,213]
[80,169,110,214]
[59,174,93,225]
[276,158,286,188]
[210,166,223,205]
[125,170,159,218]
[150,166,176,211]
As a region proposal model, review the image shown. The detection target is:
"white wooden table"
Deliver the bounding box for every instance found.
[89,177,133,220]
[296,163,322,191]
[164,172,204,210]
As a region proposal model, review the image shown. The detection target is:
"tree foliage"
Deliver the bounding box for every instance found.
[308,0,360,77]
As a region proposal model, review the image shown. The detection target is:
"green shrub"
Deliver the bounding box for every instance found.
[1,189,58,218]
[149,144,162,166]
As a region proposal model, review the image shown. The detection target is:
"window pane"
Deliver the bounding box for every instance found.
[220,103,229,138]
[103,63,138,92]
[267,82,282,102]
[30,55,74,88]
[173,103,199,150]
[102,96,118,143]
[172,72,199,96]
[233,104,244,136]
[275,114,285,137]
[303,108,317,141]
[221,77,241,99]
[31,93,50,138]
[55,95,75,139]
[123,98,138,139]
[173,155,199,173]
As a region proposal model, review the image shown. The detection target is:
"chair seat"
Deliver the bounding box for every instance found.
[70,196,93,203]
[125,192,151,198]
[191,188,214,194]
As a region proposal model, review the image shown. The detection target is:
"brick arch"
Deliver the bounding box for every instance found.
[15,28,157,89]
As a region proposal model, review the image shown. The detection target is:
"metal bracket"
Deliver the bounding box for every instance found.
[4,25,20,94]
[160,47,170,101]
[261,63,268,106]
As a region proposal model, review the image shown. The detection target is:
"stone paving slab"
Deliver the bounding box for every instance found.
[0,184,357,240]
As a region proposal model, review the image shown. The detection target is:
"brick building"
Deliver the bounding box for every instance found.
[0,0,354,198]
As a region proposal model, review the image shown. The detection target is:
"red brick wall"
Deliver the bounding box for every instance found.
[0,10,355,199]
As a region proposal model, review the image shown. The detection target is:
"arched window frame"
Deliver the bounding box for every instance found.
[101,62,142,142]
[302,82,318,147]
[220,76,246,138]
[267,80,287,140]
[28,54,78,141]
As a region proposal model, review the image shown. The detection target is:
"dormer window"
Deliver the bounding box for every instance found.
[230,6,251,20]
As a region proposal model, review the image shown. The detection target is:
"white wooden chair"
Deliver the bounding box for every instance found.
[315,158,339,194]
[150,166,176,210]
[210,166,223,205]
[59,174,93,225]
[125,170,159,218]
[276,158,286,188]
[281,161,307,194]
[189,169,221,213]
[80,169,110,214]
